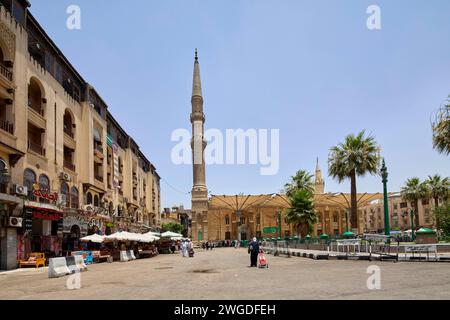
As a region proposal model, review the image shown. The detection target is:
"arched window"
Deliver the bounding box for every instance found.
[70,187,79,209]
[86,192,93,205]
[23,169,36,200]
[38,174,50,203]
[39,174,50,190]
[94,195,99,207]
[0,158,9,193]
[60,183,69,207]
[256,214,261,225]
[28,78,44,115]
[63,110,74,138]
[225,215,230,225]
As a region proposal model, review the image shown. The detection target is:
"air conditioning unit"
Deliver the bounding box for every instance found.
[84,205,94,212]
[60,172,71,182]
[13,185,28,197]
[8,217,23,228]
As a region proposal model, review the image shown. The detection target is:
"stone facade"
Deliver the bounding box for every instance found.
[0,1,160,270]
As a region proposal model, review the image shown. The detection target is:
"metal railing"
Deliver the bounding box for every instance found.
[28,141,46,156]
[0,119,13,134]
[64,160,76,172]
[0,64,12,82]
[64,126,74,138]
[95,174,104,182]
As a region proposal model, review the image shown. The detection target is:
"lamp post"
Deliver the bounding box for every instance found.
[380,159,390,237]
[410,209,416,241]
[278,210,282,239]
[345,209,349,233]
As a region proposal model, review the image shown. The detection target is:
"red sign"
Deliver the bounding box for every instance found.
[33,188,58,203]
[32,211,62,221]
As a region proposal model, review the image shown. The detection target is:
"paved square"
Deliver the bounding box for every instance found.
[1,248,449,300]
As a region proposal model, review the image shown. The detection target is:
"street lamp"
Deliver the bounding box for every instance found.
[410,209,416,241]
[380,159,390,237]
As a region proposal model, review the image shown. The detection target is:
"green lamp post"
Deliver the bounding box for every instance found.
[380,159,391,237]
[345,209,349,233]
[410,209,416,241]
[278,210,282,239]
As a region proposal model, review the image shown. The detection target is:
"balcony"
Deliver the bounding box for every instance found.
[0,64,12,85]
[0,120,13,135]
[28,141,45,157]
[95,174,104,182]
[64,160,76,172]
[64,127,74,139]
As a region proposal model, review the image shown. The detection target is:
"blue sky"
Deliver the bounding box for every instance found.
[30,0,450,209]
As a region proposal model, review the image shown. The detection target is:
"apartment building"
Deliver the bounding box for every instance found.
[0,0,160,270]
[362,193,435,233]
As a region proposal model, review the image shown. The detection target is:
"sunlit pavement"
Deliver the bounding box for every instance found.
[1,248,449,300]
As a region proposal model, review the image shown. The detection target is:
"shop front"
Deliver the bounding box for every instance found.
[19,203,64,260]
[62,213,88,255]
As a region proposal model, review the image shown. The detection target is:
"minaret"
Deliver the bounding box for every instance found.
[315,158,325,194]
[190,49,209,241]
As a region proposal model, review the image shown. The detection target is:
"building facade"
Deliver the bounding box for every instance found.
[0,1,160,270]
[362,193,436,233]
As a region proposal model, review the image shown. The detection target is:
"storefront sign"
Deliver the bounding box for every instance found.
[32,184,58,203]
[23,209,33,233]
[63,215,88,235]
[263,227,278,234]
[113,142,119,188]
[33,211,62,221]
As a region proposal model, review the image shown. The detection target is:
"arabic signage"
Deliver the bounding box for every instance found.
[32,184,58,203]
[32,211,62,221]
[23,209,33,232]
[113,142,119,188]
[63,215,88,235]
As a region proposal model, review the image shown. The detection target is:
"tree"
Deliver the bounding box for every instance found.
[328,130,381,231]
[401,178,429,227]
[425,174,450,208]
[432,101,450,155]
[284,170,315,197]
[434,201,450,237]
[285,189,317,237]
[161,222,183,234]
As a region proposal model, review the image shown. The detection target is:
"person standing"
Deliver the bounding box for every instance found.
[181,240,187,257]
[248,237,260,267]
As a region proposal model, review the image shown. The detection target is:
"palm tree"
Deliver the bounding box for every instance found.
[285,189,317,237]
[328,130,381,231]
[426,175,450,207]
[284,170,315,197]
[401,178,429,227]
[432,102,450,155]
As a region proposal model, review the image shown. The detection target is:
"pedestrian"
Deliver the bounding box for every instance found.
[181,240,187,257]
[170,241,176,254]
[206,241,210,251]
[248,237,260,267]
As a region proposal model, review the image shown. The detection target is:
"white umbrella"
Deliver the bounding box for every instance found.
[161,231,183,238]
[138,234,158,243]
[81,234,105,243]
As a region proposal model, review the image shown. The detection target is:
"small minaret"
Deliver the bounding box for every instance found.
[315,158,325,194]
[190,49,209,240]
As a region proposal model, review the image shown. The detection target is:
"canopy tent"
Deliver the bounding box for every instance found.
[161,231,183,238]
[104,231,159,243]
[81,234,105,243]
